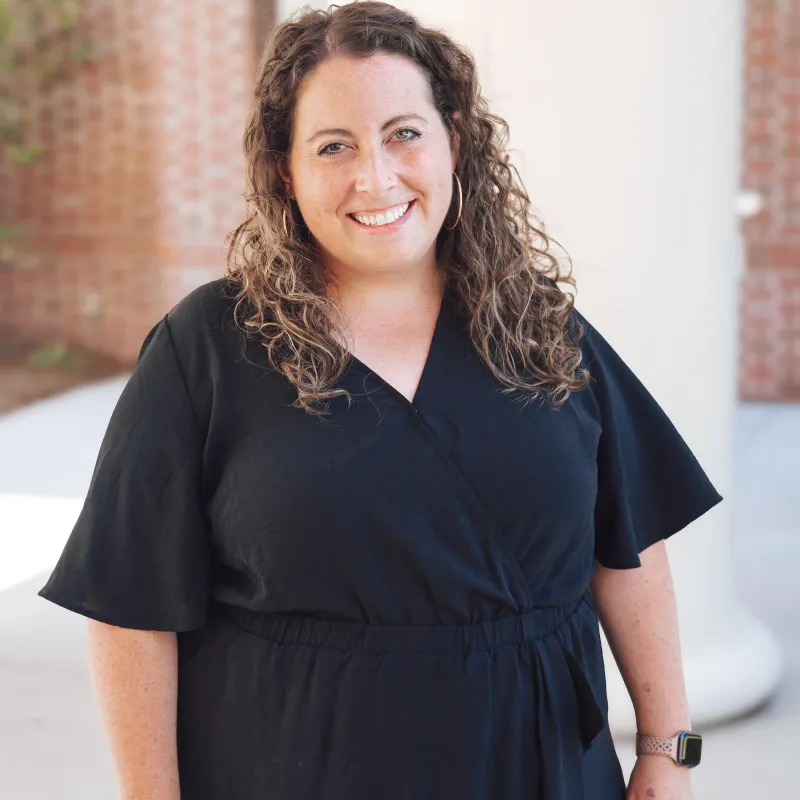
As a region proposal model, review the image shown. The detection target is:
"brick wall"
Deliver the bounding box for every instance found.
[0,0,260,363]
[739,0,800,401]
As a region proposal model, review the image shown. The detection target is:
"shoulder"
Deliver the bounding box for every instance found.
[156,276,248,367]
[532,274,602,369]
[533,273,593,335]
[165,276,240,339]
[134,278,249,429]
[566,305,601,363]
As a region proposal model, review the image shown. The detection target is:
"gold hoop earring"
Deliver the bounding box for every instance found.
[282,206,290,238]
[444,172,462,231]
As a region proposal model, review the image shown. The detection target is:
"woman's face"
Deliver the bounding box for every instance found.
[284,53,457,282]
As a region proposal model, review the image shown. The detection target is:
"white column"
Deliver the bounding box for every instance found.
[276,0,781,731]
[480,0,781,732]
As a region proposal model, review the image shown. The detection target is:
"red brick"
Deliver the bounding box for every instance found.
[740,6,800,398]
[0,0,253,365]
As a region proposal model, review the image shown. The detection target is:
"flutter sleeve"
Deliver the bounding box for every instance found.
[574,308,724,569]
[38,314,211,630]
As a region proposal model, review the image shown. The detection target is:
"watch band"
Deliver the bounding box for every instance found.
[636,730,703,768]
[636,733,679,761]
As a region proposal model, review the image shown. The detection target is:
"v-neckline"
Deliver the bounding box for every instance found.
[345,292,448,412]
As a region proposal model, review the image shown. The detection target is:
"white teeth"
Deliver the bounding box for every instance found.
[353,202,410,226]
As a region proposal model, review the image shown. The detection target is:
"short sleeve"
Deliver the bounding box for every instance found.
[574,308,724,569]
[38,315,211,631]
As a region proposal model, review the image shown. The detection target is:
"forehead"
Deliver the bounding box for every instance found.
[293,53,435,133]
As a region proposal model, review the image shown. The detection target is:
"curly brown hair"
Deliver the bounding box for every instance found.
[225,1,589,416]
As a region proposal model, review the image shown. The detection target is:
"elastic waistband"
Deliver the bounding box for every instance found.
[218,595,590,656]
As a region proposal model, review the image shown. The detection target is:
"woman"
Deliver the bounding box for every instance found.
[39,3,722,799]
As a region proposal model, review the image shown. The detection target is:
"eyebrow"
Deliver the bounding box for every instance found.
[305,113,428,144]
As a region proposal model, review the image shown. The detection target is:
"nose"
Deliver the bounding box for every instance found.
[353,146,397,196]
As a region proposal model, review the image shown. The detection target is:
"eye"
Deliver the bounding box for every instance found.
[318,141,347,157]
[393,127,421,142]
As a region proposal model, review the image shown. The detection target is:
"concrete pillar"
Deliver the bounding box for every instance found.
[482,0,781,732]
[276,0,781,731]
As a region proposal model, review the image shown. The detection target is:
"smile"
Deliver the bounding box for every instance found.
[348,200,414,228]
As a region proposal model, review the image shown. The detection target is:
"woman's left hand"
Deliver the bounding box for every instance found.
[627,755,694,799]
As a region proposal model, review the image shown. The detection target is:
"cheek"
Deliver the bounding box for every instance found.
[429,166,456,219]
[402,149,453,208]
[292,163,343,218]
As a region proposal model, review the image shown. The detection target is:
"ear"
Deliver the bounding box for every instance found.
[277,159,293,198]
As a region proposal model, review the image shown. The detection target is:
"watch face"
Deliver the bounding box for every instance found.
[679,733,703,767]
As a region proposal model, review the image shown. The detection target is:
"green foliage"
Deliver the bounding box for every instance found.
[0,0,91,239]
[0,1,92,351]
[25,342,84,370]
[0,0,92,165]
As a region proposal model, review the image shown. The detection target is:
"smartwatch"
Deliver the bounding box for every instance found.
[635,731,702,768]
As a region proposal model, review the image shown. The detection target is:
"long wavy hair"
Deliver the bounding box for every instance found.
[225,1,589,416]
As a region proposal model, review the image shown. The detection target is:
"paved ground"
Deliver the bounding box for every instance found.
[0,328,126,415]
[0,378,797,798]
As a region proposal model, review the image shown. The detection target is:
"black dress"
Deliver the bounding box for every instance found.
[39,277,722,800]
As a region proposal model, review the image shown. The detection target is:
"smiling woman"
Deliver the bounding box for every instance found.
[37,3,722,799]
[280,55,456,283]
[229,1,588,417]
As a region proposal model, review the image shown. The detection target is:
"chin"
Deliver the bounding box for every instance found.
[364,249,432,272]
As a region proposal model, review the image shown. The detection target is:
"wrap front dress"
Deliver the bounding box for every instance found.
[39,277,723,799]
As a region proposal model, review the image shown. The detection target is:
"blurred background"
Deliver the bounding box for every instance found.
[0,0,797,797]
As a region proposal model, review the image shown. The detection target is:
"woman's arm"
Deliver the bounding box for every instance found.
[87,620,181,800]
[590,539,694,797]
[589,539,691,734]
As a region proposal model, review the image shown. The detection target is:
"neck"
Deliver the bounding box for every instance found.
[325,265,445,321]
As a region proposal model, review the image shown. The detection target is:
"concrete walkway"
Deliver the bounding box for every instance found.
[0,378,797,798]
